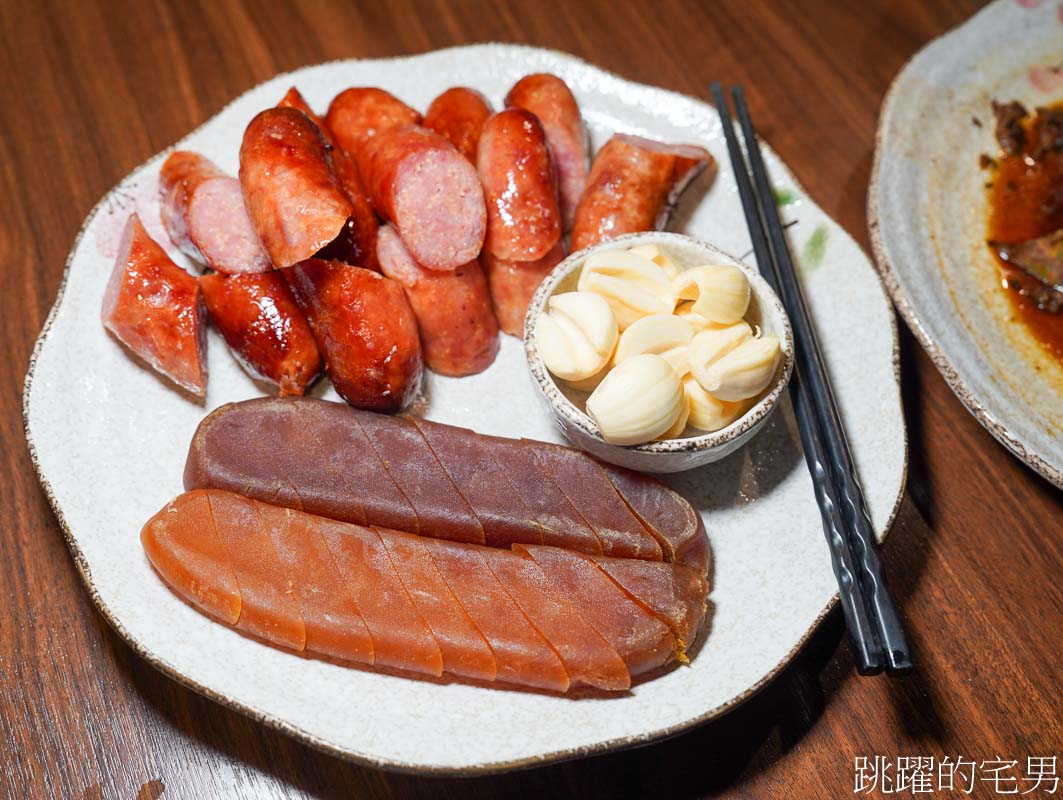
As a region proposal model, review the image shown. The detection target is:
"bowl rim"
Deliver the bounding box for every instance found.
[523,231,795,455]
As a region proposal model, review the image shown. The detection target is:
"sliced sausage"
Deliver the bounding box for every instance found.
[238,107,353,268]
[324,87,422,157]
[477,108,561,262]
[505,73,588,231]
[277,87,380,271]
[571,134,715,252]
[284,258,422,412]
[481,241,565,336]
[158,151,271,274]
[356,125,486,271]
[423,87,492,162]
[101,214,207,397]
[376,224,499,376]
[198,271,322,396]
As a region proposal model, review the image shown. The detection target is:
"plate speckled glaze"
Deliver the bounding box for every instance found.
[24,45,905,774]
[869,0,1063,487]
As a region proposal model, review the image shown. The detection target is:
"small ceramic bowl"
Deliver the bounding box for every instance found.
[524,232,794,473]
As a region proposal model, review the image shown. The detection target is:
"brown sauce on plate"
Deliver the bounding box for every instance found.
[986,100,1063,364]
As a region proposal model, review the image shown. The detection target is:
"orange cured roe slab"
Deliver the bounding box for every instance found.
[101,214,207,397]
[319,516,444,676]
[424,537,569,692]
[377,527,496,682]
[588,554,707,652]
[266,506,375,665]
[207,491,307,651]
[141,490,241,625]
[517,544,676,677]
[486,548,630,691]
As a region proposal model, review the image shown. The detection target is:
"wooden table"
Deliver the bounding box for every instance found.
[3,1,1060,797]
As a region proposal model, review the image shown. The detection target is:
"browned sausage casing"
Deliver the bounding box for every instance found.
[571,134,715,252]
[505,74,588,232]
[278,87,380,271]
[325,87,422,157]
[239,107,353,269]
[285,258,422,411]
[482,242,565,336]
[198,271,322,396]
[159,151,271,274]
[477,109,562,263]
[423,87,492,162]
[376,224,499,376]
[356,126,486,272]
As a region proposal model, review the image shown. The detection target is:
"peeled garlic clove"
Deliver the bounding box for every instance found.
[627,244,681,279]
[675,302,717,332]
[692,334,781,402]
[614,313,694,378]
[657,395,690,440]
[684,376,747,431]
[586,354,683,445]
[578,249,677,330]
[537,291,618,381]
[674,264,751,325]
[688,321,753,381]
[614,314,694,362]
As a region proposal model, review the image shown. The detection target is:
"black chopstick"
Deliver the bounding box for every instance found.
[711,82,912,675]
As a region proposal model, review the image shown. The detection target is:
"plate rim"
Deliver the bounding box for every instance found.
[866,0,1062,489]
[23,42,908,776]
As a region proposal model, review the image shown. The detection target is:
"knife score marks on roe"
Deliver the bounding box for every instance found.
[984,100,1063,365]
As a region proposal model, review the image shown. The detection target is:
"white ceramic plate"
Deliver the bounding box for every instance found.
[24,45,905,774]
[870,0,1063,487]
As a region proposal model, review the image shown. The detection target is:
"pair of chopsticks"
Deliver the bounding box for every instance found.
[711,83,912,676]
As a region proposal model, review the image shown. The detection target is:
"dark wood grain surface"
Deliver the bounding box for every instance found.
[3,1,1060,797]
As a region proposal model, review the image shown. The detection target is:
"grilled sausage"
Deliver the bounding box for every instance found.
[477,109,561,262]
[356,125,486,271]
[376,224,499,376]
[505,73,588,231]
[284,259,422,412]
[423,87,492,163]
[238,107,354,268]
[571,134,715,252]
[198,271,322,395]
[159,151,271,274]
[101,214,207,397]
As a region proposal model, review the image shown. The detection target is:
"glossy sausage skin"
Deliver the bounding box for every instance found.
[101,214,207,397]
[481,241,565,336]
[284,259,422,411]
[159,151,271,274]
[571,134,715,252]
[505,74,588,231]
[278,87,379,271]
[376,225,499,376]
[477,109,561,262]
[423,87,492,162]
[198,271,322,395]
[238,107,353,268]
[324,87,422,157]
[356,126,486,272]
